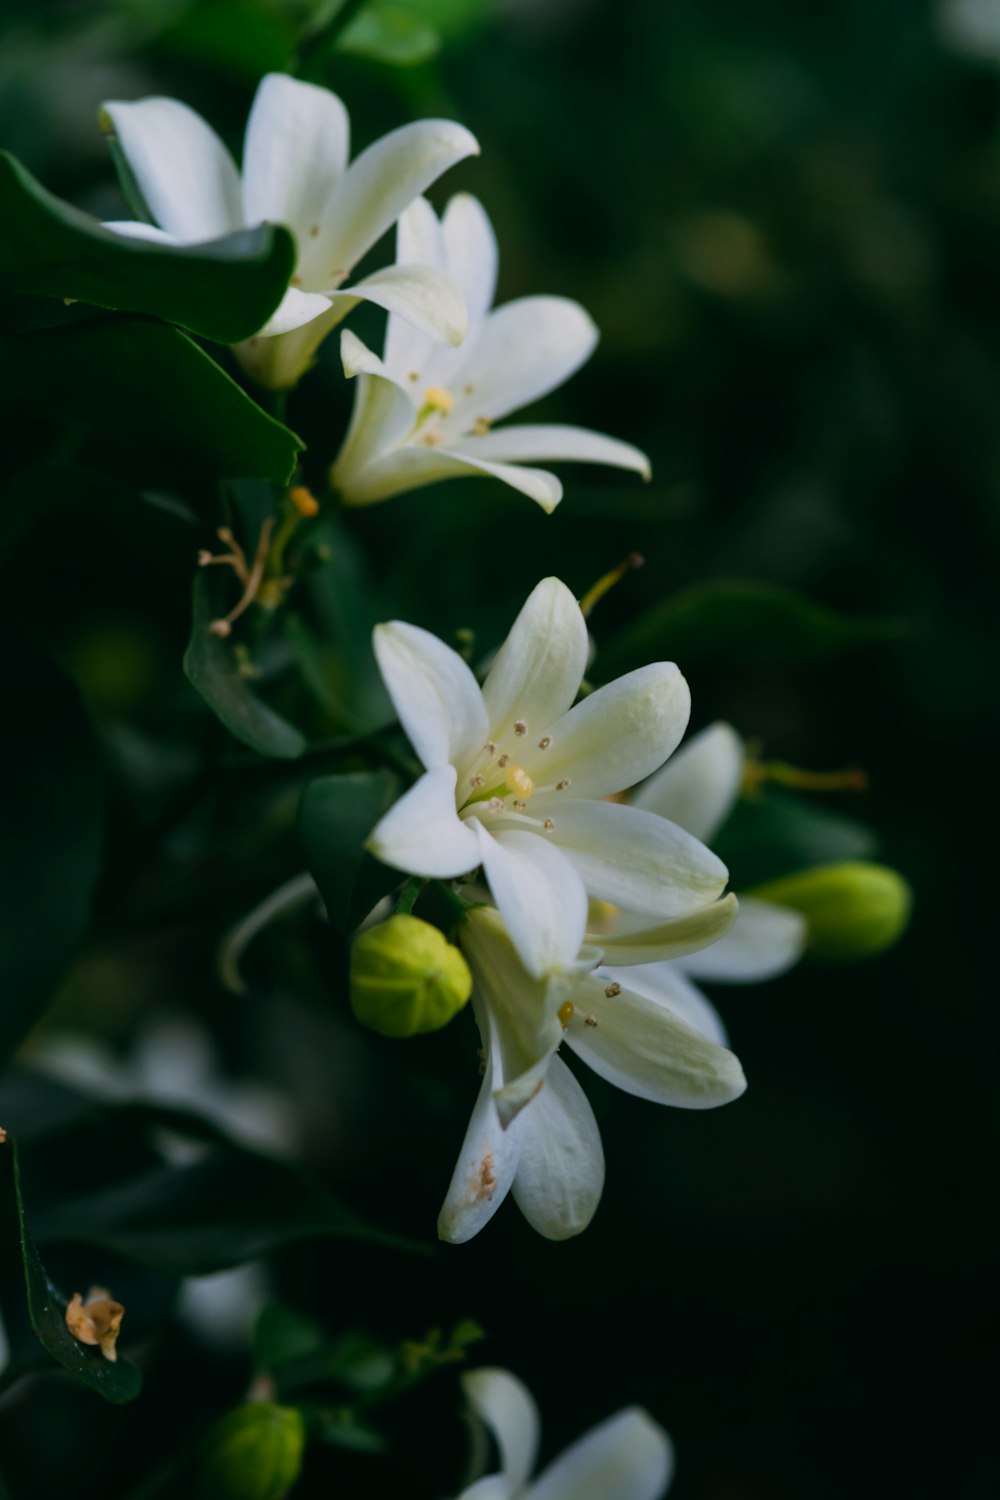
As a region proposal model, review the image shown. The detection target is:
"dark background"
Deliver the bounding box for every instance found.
[0,0,995,1495]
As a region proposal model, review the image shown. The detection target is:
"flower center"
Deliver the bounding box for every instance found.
[457,715,572,832]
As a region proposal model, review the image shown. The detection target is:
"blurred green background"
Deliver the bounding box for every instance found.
[0,0,995,1495]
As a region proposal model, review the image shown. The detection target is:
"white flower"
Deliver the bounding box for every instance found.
[455,1366,673,1500]
[100,73,478,388]
[599,722,808,1047]
[329,193,650,510]
[367,576,731,981]
[437,903,746,1244]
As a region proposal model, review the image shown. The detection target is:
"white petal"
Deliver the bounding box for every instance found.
[256,285,335,336]
[519,663,691,800]
[681,897,807,982]
[455,423,650,479]
[328,262,468,347]
[528,1407,673,1500]
[462,1368,540,1493]
[473,824,588,979]
[438,1002,524,1245]
[366,767,481,878]
[480,577,589,755]
[335,443,563,511]
[231,299,345,389]
[383,196,447,380]
[565,974,746,1108]
[102,220,183,245]
[442,296,598,431]
[631,721,744,842]
[241,73,349,282]
[442,193,499,332]
[101,97,243,240]
[373,621,488,771]
[594,892,739,965]
[456,1479,510,1500]
[512,1056,604,1240]
[544,801,728,919]
[320,118,479,274]
[331,330,417,492]
[603,962,729,1046]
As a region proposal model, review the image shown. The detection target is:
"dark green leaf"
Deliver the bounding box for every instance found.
[0,628,104,1067]
[601,579,902,674]
[337,3,440,64]
[184,571,308,759]
[299,771,402,931]
[0,315,303,484]
[0,1135,143,1403]
[253,1302,326,1376]
[713,789,881,888]
[0,149,295,343]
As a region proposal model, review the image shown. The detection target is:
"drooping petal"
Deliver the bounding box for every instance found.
[462,1367,540,1493]
[335,443,563,511]
[331,330,418,491]
[373,621,488,771]
[232,298,345,389]
[593,892,739,965]
[544,801,728,920]
[472,824,588,978]
[102,220,183,245]
[631,721,744,842]
[455,423,650,480]
[480,577,589,756]
[383,196,447,380]
[603,962,729,1046]
[320,118,479,274]
[442,192,499,333]
[256,285,336,336]
[518,663,690,799]
[681,896,807,982]
[528,1407,673,1500]
[100,97,243,240]
[241,73,349,280]
[441,295,598,431]
[366,767,481,878]
[327,262,468,347]
[437,1001,524,1245]
[511,1056,605,1240]
[564,974,746,1108]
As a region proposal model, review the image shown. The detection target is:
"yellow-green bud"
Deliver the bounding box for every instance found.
[350,915,472,1037]
[749,861,912,962]
[198,1403,305,1500]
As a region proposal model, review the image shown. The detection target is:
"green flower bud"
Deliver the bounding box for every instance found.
[350,915,472,1037]
[749,861,912,962]
[198,1402,305,1500]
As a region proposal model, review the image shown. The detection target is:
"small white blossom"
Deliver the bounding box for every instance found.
[329,194,650,510]
[367,577,731,981]
[455,1367,673,1500]
[100,74,478,388]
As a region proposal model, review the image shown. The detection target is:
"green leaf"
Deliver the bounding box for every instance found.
[713,789,881,888]
[0,149,295,344]
[254,1303,326,1376]
[299,771,402,931]
[184,570,308,759]
[601,579,902,673]
[0,314,303,484]
[0,628,104,1067]
[0,1135,143,1403]
[337,2,440,64]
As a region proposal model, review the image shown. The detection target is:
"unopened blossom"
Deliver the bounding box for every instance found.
[438,904,746,1243]
[455,1366,673,1500]
[100,74,478,388]
[367,577,731,980]
[598,722,807,1047]
[329,194,650,510]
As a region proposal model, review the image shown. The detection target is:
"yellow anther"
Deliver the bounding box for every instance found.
[289,485,319,517]
[423,385,454,414]
[504,764,535,798]
[557,1001,575,1028]
[604,982,622,998]
[473,415,491,436]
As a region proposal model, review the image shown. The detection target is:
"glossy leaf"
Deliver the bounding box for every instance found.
[184,570,308,758]
[299,770,402,931]
[1,314,302,484]
[601,578,902,673]
[0,629,104,1068]
[0,1135,143,1403]
[0,149,295,343]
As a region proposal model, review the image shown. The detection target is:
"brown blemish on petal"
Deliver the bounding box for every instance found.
[475,1152,497,1201]
[65,1286,125,1363]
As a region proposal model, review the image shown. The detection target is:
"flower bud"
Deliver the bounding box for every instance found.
[749,861,912,961]
[198,1403,304,1500]
[350,915,472,1037]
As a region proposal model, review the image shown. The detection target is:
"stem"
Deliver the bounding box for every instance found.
[394,877,427,916]
[293,0,368,75]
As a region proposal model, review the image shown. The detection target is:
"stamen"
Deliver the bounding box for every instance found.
[584,1015,599,1028]
[309,224,320,237]
[512,799,527,812]
[555,778,571,791]
[463,382,475,395]
[557,1002,574,1028]
[604,982,622,998]
[423,385,454,414]
[513,719,528,736]
[202,519,277,638]
[408,371,420,382]
[483,741,498,758]
[538,736,552,749]
[543,818,555,831]
[288,485,319,517]
[504,764,535,798]
[469,773,486,789]
[486,797,506,813]
[497,754,510,768]
[473,415,491,436]
[422,431,442,447]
